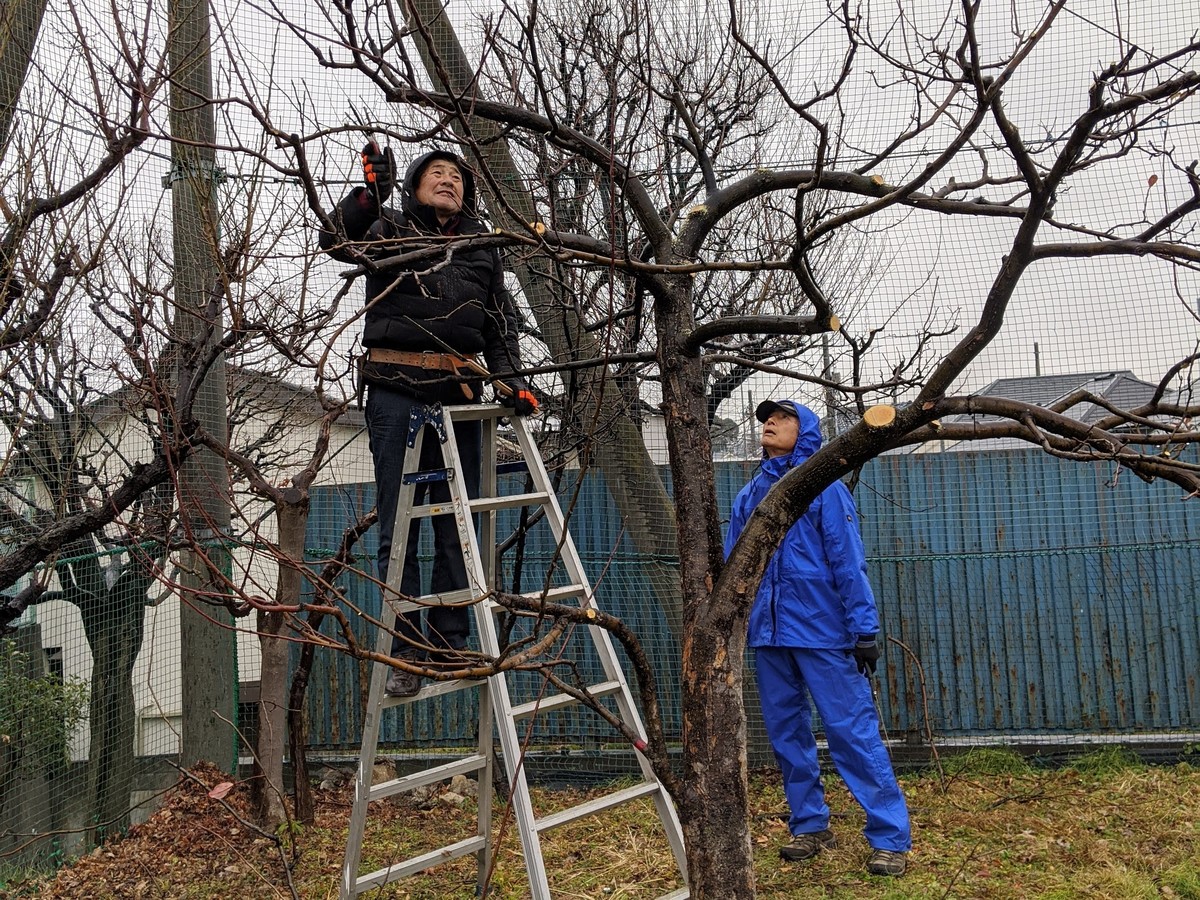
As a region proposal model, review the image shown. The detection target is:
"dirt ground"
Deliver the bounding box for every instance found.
[6,748,1200,899]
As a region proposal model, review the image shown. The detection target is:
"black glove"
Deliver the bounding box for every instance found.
[361,141,394,205]
[851,634,880,677]
[498,380,539,416]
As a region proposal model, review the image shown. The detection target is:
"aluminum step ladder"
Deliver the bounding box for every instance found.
[340,401,689,900]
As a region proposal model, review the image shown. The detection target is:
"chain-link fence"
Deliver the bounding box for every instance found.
[3,0,1199,880]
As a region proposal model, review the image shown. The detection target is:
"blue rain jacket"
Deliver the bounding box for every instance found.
[724,401,879,649]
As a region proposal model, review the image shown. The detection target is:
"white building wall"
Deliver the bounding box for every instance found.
[29,398,371,759]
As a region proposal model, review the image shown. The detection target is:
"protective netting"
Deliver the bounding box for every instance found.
[2,0,1199,878]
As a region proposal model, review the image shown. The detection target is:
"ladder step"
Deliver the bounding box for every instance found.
[353,834,488,892]
[519,584,587,603]
[390,587,477,615]
[657,889,690,900]
[511,679,624,719]
[482,584,587,613]
[401,468,452,485]
[470,491,551,513]
[440,402,507,421]
[391,580,583,619]
[409,501,458,519]
[382,675,483,707]
[368,753,488,803]
[534,781,662,833]
[392,584,588,618]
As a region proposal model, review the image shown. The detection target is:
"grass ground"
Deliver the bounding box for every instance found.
[5,747,1200,899]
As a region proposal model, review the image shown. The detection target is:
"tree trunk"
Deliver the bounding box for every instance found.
[0,0,48,157]
[252,605,289,825]
[82,580,146,846]
[655,274,755,898]
[253,493,308,826]
[287,642,317,824]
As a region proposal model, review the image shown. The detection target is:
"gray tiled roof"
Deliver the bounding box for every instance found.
[925,370,1172,453]
[947,371,1157,426]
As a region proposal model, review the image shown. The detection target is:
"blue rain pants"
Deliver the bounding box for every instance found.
[755,645,911,852]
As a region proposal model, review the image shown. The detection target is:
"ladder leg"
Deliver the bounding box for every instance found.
[475,678,496,895]
[340,424,427,900]
[479,414,498,587]
[443,406,554,900]
[507,413,691,889]
[475,417,498,895]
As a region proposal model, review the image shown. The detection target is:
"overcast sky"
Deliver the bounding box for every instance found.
[18,0,1200,424]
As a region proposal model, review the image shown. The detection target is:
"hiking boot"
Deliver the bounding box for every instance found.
[779,829,837,861]
[866,849,908,876]
[385,667,421,698]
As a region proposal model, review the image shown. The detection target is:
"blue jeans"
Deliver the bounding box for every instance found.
[365,383,481,657]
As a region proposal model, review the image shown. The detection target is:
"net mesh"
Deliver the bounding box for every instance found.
[2,0,1198,877]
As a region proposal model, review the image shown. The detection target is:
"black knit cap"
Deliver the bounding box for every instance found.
[403,149,477,216]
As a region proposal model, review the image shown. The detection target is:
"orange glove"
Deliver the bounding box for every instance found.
[514,389,539,416]
[499,381,539,416]
[360,141,394,204]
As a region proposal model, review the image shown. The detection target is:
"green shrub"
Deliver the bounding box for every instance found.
[941,747,1033,777]
[0,638,88,777]
[1067,745,1144,777]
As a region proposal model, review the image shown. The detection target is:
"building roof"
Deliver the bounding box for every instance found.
[960,371,1157,425]
[925,370,1170,453]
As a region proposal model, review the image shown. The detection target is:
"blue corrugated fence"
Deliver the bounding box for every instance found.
[295,446,1200,750]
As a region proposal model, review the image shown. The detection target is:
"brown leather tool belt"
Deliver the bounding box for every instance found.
[361,348,478,399]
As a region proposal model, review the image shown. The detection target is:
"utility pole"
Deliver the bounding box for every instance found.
[820,333,840,441]
[0,0,48,159]
[168,0,235,772]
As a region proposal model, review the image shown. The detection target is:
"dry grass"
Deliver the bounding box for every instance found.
[6,749,1200,899]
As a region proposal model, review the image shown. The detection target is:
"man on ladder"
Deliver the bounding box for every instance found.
[319,140,539,696]
[321,140,689,900]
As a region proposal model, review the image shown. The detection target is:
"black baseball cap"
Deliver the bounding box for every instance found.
[755,399,797,423]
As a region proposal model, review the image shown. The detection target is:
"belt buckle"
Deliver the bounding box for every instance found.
[419,352,438,371]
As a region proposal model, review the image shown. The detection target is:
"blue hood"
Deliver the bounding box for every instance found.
[762,400,823,469]
[726,398,880,649]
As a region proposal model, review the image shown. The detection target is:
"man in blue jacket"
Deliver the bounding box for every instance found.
[725,399,911,876]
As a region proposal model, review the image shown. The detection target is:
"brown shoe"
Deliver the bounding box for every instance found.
[866,849,907,876]
[779,829,837,861]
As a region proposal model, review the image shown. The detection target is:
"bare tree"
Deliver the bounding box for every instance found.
[0,0,331,840]
[208,367,354,827]
[266,1,1200,895]
[0,344,171,845]
[11,0,1199,895]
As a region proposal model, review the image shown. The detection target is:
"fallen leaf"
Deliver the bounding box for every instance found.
[207,781,234,800]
